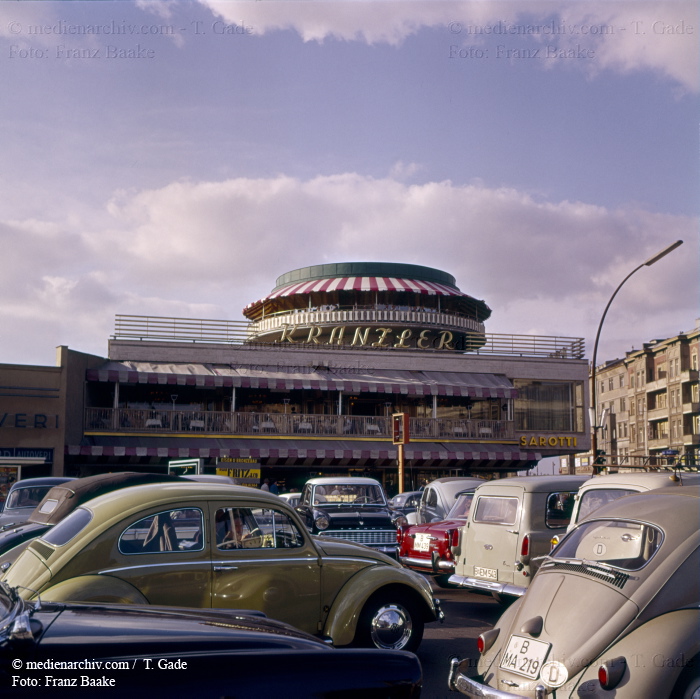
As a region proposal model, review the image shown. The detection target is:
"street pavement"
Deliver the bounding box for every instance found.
[417,582,504,698]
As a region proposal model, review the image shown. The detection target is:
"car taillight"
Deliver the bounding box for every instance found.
[598,657,626,689]
[477,628,500,654]
[449,528,460,548]
[397,525,408,545]
[521,533,530,557]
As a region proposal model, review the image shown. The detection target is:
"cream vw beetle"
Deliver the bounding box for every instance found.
[449,487,700,698]
[1,482,442,652]
[449,476,588,603]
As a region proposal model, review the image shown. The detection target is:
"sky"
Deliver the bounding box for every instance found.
[1,0,698,367]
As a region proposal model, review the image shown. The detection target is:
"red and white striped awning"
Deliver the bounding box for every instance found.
[69,438,541,469]
[244,276,466,312]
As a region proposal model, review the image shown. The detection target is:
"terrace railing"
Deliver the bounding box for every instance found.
[113,314,585,359]
[85,408,513,441]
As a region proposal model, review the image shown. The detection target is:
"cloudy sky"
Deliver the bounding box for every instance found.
[1,0,697,367]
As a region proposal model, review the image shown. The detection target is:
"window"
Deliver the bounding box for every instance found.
[619,374,625,388]
[555,520,662,571]
[215,507,304,550]
[577,488,636,521]
[119,508,204,554]
[545,491,577,529]
[473,496,518,525]
[620,397,626,412]
[608,378,614,391]
[42,508,93,547]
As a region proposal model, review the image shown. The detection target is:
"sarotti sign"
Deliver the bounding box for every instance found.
[267,323,484,351]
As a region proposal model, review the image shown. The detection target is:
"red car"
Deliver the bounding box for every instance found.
[397,488,475,588]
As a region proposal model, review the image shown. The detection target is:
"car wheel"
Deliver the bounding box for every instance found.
[671,659,700,699]
[354,591,424,652]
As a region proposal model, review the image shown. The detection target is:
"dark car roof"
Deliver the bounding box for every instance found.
[28,472,187,525]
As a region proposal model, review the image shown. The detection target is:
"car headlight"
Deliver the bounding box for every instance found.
[314,513,330,531]
[393,515,408,528]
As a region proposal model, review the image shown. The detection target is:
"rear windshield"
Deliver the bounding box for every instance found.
[577,488,636,521]
[554,519,663,570]
[41,507,93,547]
[473,496,518,525]
[447,492,474,519]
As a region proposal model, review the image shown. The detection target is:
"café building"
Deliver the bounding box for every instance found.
[59,262,589,492]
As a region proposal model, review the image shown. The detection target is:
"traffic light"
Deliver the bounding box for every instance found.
[595,449,606,465]
[392,413,410,445]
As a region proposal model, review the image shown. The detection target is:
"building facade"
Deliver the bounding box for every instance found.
[573,321,699,473]
[3,263,591,494]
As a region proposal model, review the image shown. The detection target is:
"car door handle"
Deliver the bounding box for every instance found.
[507,530,519,535]
[213,565,238,571]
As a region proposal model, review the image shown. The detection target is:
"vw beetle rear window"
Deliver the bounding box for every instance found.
[554,519,663,570]
[41,507,93,547]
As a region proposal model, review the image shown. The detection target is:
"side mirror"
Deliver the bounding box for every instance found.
[10,611,36,645]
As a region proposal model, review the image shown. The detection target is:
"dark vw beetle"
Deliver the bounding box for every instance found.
[297,476,407,555]
[0,473,185,566]
[0,478,75,528]
[0,582,422,697]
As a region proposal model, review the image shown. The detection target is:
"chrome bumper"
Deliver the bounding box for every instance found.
[448,658,546,698]
[399,555,454,573]
[448,575,526,597]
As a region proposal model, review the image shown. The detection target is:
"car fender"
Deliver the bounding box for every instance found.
[323,564,435,647]
[569,610,700,698]
[41,574,150,605]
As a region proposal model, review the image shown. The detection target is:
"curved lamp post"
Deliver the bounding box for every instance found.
[590,240,683,474]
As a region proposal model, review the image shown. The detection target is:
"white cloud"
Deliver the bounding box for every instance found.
[200,0,698,91]
[1,173,695,365]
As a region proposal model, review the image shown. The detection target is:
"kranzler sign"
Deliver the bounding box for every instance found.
[269,324,485,351]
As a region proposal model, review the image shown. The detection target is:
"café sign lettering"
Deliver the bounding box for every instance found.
[272,323,483,351]
[0,413,59,429]
[520,435,578,448]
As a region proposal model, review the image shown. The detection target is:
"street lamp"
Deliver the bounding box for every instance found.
[590,240,683,474]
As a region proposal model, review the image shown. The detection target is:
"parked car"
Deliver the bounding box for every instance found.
[0,477,75,527]
[390,491,423,519]
[415,477,484,524]
[2,482,442,652]
[449,475,588,603]
[0,472,186,566]
[278,491,302,509]
[449,487,700,698]
[567,470,700,533]
[398,487,476,588]
[296,477,407,556]
[0,582,423,698]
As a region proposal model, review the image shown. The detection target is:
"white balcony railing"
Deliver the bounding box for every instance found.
[85,408,513,441]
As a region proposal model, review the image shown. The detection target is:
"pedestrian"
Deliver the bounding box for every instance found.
[269,479,279,495]
[260,478,270,492]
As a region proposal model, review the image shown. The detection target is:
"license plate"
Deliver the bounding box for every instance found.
[414,533,431,552]
[474,566,497,580]
[499,635,551,679]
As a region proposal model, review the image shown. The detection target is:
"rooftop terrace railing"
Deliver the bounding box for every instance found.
[112,314,585,359]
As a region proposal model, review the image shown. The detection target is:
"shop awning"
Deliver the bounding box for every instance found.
[69,438,540,469]
[86,363,517,399]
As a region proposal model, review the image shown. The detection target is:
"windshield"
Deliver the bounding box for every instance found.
[553,519,663,571]
[446,492,474,519]
[312,483,386,506]
[5,486,52,511]
[577,488,636,521]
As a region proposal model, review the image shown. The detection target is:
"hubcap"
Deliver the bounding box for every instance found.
[370,603,413,650]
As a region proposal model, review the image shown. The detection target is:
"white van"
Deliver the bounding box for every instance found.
[566,470,700,534]
[449,475,589,602]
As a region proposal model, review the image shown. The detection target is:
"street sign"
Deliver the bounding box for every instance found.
[168,458,201,476]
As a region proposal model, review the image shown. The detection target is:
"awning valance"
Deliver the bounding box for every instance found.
[69,438,540,469]
[87,363,517,399]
